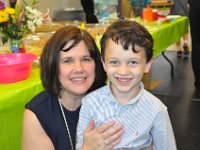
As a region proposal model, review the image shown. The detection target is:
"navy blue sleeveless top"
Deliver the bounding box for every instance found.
[26,91,80,150]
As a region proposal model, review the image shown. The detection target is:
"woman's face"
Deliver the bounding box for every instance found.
[59,40,95,97]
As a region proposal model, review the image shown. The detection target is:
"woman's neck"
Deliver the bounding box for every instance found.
[60,92,83,111]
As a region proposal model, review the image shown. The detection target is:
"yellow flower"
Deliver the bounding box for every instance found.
[10,14,16,20]
[4,7,15,15]
[0,0,51,46]
[0,11,9,23]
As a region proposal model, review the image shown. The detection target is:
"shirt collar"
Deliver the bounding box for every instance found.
[106,81,145,105]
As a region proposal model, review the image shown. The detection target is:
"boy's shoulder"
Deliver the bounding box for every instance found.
[87,84,109,96]
[82,85,109,103]
[142,89,167,110]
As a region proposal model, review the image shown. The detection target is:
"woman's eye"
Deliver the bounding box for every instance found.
[63,59,72,63]
[82,57,92,62]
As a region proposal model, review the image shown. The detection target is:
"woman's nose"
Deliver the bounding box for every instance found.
[74,61,84,72]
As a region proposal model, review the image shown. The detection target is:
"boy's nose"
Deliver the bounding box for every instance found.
[117,65,129,75]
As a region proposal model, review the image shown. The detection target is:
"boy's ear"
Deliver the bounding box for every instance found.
[101,58,107,72]
[144,59,153,73]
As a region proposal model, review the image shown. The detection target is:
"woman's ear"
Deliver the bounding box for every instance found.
[144,59,153,73]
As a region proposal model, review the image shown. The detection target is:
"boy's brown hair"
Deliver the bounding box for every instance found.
[100,20,154,62]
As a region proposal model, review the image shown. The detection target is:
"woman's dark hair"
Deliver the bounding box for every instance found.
[40,26,106,96]
[100,20,154,62]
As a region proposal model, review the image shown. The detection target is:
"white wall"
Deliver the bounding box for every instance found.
[68,0,82,8]
[34,0,82,17]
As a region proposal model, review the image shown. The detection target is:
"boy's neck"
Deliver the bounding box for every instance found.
[110,84,141,106]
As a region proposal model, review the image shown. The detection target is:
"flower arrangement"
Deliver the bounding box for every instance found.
[0,0,51,45]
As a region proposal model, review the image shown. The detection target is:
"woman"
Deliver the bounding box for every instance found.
[22,26,124,150]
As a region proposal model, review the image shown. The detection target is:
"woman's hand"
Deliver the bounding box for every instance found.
[80,120,124,150]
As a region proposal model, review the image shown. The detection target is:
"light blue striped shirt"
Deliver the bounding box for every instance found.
[76,83,177,150]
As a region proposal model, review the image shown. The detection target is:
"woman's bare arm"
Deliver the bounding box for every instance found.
[22,110,123,150]
[22,109,54,150]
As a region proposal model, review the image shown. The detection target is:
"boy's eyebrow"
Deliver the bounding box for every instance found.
[128,58,141,61]
[106,57,119,59]
[107,57,141,60]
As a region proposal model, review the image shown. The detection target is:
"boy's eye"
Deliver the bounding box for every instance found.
[129,60,138,65]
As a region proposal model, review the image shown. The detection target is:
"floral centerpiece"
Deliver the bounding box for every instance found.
[0,0,51,53]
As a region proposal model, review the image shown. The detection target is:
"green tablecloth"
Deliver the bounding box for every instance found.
[0,16,189,150]
[138,16,189,57]
[0,68,43,150]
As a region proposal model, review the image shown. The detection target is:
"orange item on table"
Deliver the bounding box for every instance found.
[143,8,153,21]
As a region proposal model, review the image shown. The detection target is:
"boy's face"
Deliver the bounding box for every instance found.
[102,39,152,99]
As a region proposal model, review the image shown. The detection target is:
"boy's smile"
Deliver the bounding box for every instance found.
[102,39,152,104]
[116,77,132,85]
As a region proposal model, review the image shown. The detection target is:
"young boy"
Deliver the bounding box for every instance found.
[76,20,177,150]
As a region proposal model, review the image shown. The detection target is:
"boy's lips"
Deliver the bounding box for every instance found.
[116,77,132,84]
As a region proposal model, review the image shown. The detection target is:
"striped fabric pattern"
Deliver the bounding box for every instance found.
[76,83,177,150]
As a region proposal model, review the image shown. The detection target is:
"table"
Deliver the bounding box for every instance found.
[140,16,189,57]
[141,16,189,77]
[0,68,43,150]
[0,16,189,150]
